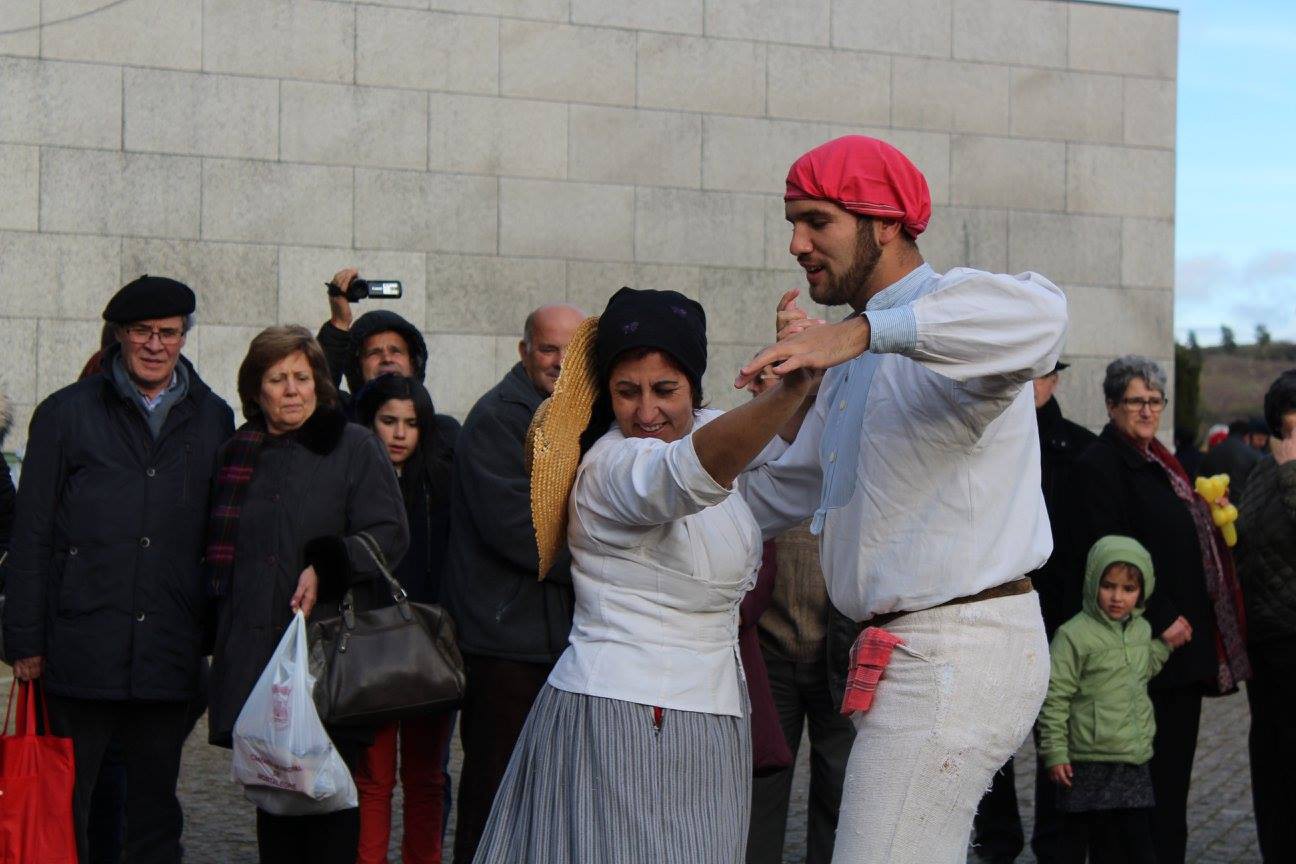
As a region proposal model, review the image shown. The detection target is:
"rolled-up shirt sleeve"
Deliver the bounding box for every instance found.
[577,431,733,529]
[866,270,1067,386]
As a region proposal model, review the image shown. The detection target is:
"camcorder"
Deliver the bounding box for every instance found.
[326,278,403,302]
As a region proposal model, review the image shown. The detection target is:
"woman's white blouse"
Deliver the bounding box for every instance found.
[546,409,762,717]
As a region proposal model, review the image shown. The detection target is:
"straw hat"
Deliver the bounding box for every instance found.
[527,316,600,580]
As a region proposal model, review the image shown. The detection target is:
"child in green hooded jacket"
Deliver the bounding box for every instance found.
[1036,535,1180,864]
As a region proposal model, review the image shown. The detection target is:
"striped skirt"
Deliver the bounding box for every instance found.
[473,682,751,864]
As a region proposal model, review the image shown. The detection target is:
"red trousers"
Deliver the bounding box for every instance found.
[354,713,454,864]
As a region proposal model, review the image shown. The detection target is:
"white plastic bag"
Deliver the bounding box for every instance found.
[230,610,357,815]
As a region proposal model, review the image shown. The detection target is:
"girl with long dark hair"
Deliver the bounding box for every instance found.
[353,374,458,864]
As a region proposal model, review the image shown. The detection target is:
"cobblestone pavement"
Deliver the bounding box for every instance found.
[168,690,1258,863]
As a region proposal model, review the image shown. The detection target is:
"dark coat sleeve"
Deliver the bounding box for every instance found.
[0,459,14,557]
[454,402,547,577]
[1,400,64,661]
[305,431,410,606]
[317,321,351,388]
[1069,448,1178,636]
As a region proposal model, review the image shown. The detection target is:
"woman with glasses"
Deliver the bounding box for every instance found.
[1068,355,1249,864]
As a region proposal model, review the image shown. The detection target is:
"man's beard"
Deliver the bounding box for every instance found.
[812,221,882,308]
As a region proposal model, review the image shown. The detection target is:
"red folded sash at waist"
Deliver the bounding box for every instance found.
[840,626,904,715]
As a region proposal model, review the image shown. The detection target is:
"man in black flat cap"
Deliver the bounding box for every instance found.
[2,276,234,864]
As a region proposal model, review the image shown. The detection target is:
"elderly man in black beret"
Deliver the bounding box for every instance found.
[2,276,234,864]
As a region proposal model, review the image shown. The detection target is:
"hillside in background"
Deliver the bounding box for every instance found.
[1196,342,1296,429]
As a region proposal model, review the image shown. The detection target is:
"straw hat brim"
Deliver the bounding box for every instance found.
[527,316,600,580]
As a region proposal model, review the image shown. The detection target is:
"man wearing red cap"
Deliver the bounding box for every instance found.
[739,136,1068,863]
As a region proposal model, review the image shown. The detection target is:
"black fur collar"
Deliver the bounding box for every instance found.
[293,405,348,455]
[247,405,347,454]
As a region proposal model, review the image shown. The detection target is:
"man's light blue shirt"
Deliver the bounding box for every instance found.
[810,263,939,533]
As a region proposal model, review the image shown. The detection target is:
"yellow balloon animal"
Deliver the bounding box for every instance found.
[1194,473,1238,547]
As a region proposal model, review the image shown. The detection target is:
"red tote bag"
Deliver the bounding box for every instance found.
[0,680,78,864]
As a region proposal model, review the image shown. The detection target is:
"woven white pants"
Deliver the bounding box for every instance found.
[831,591,1050,864]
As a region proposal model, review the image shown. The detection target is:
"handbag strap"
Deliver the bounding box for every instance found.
[355,531,408,604]
[5,679,51,737]
[333,532,412,628]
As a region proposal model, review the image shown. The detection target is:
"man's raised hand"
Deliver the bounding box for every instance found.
[736,314,872,389]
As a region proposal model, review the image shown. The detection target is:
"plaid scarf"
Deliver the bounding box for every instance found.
[205,424,267,598]
[1142,437,1251,694]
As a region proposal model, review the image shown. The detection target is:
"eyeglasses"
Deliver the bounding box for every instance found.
[121,324,184,346]
[1120,396,1167,412]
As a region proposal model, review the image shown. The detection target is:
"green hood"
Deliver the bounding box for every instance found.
[1082,535,1156,624]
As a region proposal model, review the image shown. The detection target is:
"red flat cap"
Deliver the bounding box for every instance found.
[785,135,932,237]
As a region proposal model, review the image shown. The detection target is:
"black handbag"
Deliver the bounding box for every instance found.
[307,533,466,726]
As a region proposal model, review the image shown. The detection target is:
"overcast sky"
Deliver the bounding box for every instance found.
[1149,0,1296,345]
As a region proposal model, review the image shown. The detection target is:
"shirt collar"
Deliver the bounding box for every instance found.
[139,370,180,412]
[865,263,938,312]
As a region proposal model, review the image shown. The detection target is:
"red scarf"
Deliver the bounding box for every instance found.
[1142,437,1251,694]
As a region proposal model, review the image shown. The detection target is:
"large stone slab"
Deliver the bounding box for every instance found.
[0,230,121,320]
[204,0,354,83]
[705,0,829,46]
[501,21,635,106]
[892,56,1011,135]
[637,33,765,116]
[353,169,498,254]
[952,0,1066,67]
[1010,68,1123,144]
[42,149,201,239]
[832,0,950,58]
[766,45,889,125]
[121,238,279,326]
[499,178,635,261]
[0,57,120,148]
[202,159,352,247]
[950,135,1065,210]
[425,253,566,334]
[429,94,567,180]
[124,68,279,160]
[1066,144,1175,219]
[41,0,200,70]
[282,81,427,170]
[356,6,497,94]
[635,187,766,269]
[1007,211,1122,287]
[568,106,701,188]
[0,144,38,231]
[1068,3,1177,78]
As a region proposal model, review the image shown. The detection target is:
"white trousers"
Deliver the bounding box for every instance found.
[831,591,1050,864]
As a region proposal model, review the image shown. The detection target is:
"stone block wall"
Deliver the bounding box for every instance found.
[0,0,1177,452]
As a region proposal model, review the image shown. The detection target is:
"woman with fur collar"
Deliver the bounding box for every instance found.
[205,326,408,864]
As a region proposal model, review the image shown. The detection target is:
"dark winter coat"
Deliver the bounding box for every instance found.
[1,350,234,699]
[1069,425,1219,690]
[1235,455,1296,649]
[1199,434,1262,503]
[374,421,458,609]
[440,363,574,664]
[206,407,409,747]
[1,391,15,559]
[1032,397,1099,635]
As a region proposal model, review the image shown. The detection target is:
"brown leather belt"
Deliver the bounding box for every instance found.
[861,576,1035,630]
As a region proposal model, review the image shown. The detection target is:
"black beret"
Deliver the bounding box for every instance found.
[102,275,196,324]
[596,287,707,388]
